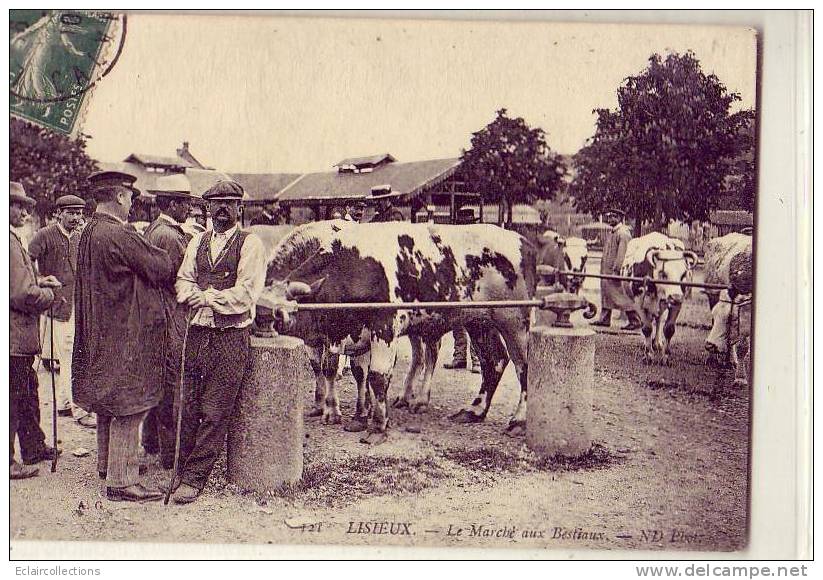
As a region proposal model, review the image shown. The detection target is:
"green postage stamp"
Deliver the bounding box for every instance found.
[10,10,126,136]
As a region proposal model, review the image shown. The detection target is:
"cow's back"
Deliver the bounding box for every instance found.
[704,233,752,287]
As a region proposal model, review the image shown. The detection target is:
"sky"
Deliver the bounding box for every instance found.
[82,13,757,173]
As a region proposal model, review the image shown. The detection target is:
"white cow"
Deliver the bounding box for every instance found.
[542,230,588,293]
[621,232,697,365]
[703,232,752,310]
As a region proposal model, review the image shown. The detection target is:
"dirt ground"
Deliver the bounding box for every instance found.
[10,260,750,556]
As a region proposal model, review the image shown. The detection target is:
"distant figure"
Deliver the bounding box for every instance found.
[250,202,282,226]
[182,204,208,237]
[368,185,404,223]
[590,208,642,331]
[346,202,367,223]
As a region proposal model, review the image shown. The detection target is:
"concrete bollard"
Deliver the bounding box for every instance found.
[526,325,595,458]
[227,335,310,492]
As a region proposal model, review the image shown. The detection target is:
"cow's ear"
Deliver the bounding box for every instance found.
[310,276,327,295]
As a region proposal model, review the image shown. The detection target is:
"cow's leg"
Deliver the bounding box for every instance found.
[498,320,530,436]
[393,335,424,411]
[660,302,682,367]
[361,338,397,445]
[344,349,371,432]
[640,312,655,364]
[451,325,509,424]
[733,337,750,388]
[305,343,325,418]
[321,348,342,424]
[411,336,441,414]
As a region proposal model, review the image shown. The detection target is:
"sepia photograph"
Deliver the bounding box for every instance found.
[7,9,783,559]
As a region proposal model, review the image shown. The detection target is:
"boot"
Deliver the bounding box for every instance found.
[621,311,642,331]
[10,461,39,480]
[590,308,612,327]
[443,358,468,370]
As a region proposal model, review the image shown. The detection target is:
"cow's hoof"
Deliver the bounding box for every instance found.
[344,419,367,432]
[322,411,342,425]
[505,421,526,437]
[410,402,429,415]
[391,397,410,410]
[450,409,484,424]
[306,407,323,418]
[359,431,388,445]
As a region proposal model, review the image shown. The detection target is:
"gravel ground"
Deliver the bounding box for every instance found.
[10,262,750,555]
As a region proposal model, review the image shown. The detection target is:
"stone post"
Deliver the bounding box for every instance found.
[527,298,596,458]
[227,335,310,492]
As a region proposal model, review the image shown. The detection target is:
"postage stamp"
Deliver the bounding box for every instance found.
[9,9,126,137]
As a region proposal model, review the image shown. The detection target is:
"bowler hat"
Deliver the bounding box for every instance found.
[55,194,86,210]
[152,173,193,199]
[88,170,140,198]
[203,180,245,201]
[604,208,626,219]
[10,182,36,207]
[369,184,402,200]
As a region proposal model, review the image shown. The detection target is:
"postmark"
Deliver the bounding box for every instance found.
[9,10,126,137]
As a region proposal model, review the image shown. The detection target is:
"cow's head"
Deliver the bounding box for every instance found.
[645,248,698,305]
[561,237,588,293]
[705,289,752,355]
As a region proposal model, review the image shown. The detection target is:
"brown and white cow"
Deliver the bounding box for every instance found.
[260,222,538,443]
[542,230,588,293]
[703,232,752,310]
[621,232,698,365]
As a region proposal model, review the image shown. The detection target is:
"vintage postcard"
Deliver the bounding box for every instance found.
[9,11,768,559]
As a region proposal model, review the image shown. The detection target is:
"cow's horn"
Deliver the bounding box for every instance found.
[286,281,313,299]
[684,251,698,268]
[645,248,660,266]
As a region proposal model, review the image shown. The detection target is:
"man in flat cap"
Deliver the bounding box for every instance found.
[367,185,405,223]
[171,180,266,504]
[10,182,62,479]
[140,174,193,467]
[591,208,642,331]
[28,194,86,423]
[72,171,177,502]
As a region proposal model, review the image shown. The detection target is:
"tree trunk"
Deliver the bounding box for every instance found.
[497,200,505,227]
[633,212,643,237]
[505,200,514,229]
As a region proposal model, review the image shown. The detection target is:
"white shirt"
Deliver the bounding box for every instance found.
[175,225,266,329]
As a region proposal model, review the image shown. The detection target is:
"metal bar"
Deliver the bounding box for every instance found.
[538,267,731,291]
[295,299,544,312]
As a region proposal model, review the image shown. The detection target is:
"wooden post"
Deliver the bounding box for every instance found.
[226,335,310,492]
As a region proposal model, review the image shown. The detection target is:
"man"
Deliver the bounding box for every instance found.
[183,204,208,237]
[140,174,193,468]
[28,195,85,423]
[591,208,642,331]
[250,201,281,226]
[10,182,62,479]
[72,171,176,502]
[367,185,405,223]
[345,201,367,223]
[172,180,266,504]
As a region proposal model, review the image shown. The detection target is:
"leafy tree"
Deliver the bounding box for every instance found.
[10,117,98,220]
[460,108,567,228]
[570,52,754,235]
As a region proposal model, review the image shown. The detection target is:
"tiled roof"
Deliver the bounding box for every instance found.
[124,153,198,169]
[230,173,303,202]
[334,153,396,167]
[278,158,460,204]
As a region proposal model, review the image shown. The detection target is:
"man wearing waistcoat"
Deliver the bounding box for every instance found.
[28,194,85,421]
[140,174,193,467]
[172,180,265,504]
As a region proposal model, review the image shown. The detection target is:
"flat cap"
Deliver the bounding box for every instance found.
[10,181,36,207]
[88,170,140,198]
[153,173,193,198]
[203,180,244,201]
[55,194,86,209]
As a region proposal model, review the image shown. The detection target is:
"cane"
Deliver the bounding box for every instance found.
[165,310,194,505]
[48,307,58,473]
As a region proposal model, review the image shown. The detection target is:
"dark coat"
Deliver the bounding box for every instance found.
[10,230,55,356]
[72,213,176,416]
[144,217,191,341]
[28,223,80,321]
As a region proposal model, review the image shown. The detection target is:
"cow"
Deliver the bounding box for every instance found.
[703,232,752,310]
[621,232,698,365]
[705,248,753,387]
[542,230,588,293]
[259,222,538,443]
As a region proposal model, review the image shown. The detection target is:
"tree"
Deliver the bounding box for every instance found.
[570,52,753,235]
[10,117,98,220]
[460,108,567,228]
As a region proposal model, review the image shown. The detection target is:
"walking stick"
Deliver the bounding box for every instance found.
[48,308,58,473]
[165,310,193,506]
